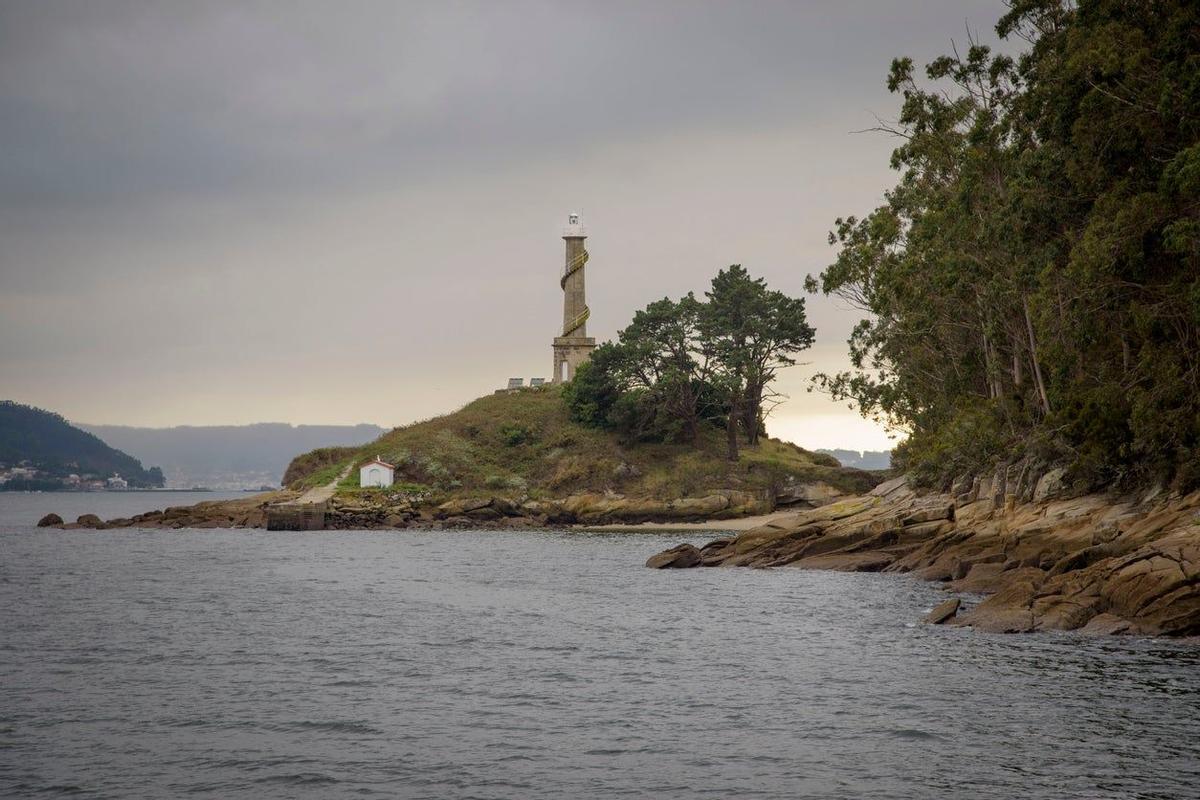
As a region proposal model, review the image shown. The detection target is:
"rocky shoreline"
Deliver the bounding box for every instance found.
[34,486,814,531]
[646,474,1200,637]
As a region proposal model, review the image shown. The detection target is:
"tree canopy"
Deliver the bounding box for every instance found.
[808,0,1200,490]
[565,266,814,459]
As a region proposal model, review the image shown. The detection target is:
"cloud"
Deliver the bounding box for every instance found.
[0,0,1009,450]
[0,0,1002,204]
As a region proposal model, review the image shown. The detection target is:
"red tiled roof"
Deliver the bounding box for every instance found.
[361,458,394,469]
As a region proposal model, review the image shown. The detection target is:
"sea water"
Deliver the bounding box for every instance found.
[1,495,1198,799]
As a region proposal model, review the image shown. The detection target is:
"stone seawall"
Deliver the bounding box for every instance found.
[646,476,1200,637]
[265,502,327,531]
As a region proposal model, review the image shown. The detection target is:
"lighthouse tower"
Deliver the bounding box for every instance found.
[552,213,596,383]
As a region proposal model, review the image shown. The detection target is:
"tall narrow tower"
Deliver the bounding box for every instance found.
[552,213,596,383]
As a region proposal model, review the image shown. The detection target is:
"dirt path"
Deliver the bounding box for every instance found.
[289,464,352,505]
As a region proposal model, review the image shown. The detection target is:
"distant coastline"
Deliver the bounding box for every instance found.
[0,487,226,494]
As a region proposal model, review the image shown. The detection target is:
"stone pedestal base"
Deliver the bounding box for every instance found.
[552,336,596,383]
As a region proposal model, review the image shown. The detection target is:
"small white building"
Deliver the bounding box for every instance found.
[359,456,395,488]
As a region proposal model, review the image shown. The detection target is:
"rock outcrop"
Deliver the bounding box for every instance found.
[42,485,784,532]
[646,474,1200,637]
[925,598,960,624]
[646,544,702,569]
[36,513,63,527]
[39,493,285,530]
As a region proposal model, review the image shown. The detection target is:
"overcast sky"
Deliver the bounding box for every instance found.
[0,0,1011,451]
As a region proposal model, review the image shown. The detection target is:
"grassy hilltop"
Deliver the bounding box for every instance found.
[284,387,877,506]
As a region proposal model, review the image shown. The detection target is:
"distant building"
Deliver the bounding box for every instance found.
[359,456,395,488]
[497,377,549,392]
[106,474,128,489]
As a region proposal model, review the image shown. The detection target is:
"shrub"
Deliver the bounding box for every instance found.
[500,425,534,447]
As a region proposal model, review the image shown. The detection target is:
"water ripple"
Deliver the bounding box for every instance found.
[2,523,1199,799]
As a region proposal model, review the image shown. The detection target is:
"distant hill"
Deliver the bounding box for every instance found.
[816,449,892,471]
[0,401,164,488]
[81,422,385,489]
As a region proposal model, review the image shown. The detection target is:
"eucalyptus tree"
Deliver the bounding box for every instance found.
[809,0,1200,487]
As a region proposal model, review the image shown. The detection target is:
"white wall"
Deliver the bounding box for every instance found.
[360,464,394,488]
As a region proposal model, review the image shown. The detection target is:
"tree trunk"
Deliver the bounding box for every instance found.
[743,381,762,445]
[1023,295,1051,415]
[686,413,700,448]
[726,395,740,461]
[982,332,1000,399]
[1011,332,1023,388]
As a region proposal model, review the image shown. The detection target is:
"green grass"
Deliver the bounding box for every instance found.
[283,446,358,488]
[284,386,877,501]
[294,460,347,490]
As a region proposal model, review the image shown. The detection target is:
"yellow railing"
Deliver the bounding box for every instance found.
[561,246,589,337]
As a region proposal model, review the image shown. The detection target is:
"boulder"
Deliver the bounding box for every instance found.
[436,497,494,518]
[902,502,954,525]
[1080,613,1132,635]
[775,481,843,508]
[36,513,63,527]
[821,495,880,520]
[700,538,734,555]
[898,519,954,542]
[990,464,1008,509]
[465,504,503,521]
[1097,536,1200,635]
[1033,467,1067,503]
[956,568,1046,633]
[646,543,702,569]
[491,497,519,516]
[869,476,908,498]
[793,551,895,572]
[670,495,729,517]
[733,521,821,554]
[520,500,549,515]
[949,561,1008,593]
[76,514,104,528]
[925,598,961,624]
[1005,461,1031,506]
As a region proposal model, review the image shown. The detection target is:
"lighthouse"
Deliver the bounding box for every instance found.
[552,213,596,383]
